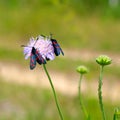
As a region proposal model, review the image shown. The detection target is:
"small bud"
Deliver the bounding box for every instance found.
[96,55,112,66]
[114,108,120,119]
[76,65,89,74]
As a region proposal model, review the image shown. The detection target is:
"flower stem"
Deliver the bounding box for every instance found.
[43,64,64,120]
[113,108,120,120]
[98,66,106,120]
[79,74,89,120]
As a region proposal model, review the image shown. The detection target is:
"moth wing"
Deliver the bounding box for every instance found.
[51,39,64,56]
[30,48,37,70]
[35,49,46,64]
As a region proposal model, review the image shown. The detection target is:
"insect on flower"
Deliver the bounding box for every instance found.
[22,35,64,70]
[21,38,46,70]
[50,34,64,56]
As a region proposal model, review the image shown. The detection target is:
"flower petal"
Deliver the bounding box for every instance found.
[46,53,55,60]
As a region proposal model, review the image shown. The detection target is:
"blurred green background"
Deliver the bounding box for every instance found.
[0,0,120,120]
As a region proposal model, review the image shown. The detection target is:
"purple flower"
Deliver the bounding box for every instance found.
[23,37,36,59]
[23,35,64,61]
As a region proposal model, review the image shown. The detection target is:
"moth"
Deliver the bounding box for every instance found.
[50,34,64,56]
[29,46,46,69]
[21,40,46,70]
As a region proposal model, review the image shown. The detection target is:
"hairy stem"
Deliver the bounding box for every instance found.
[98,66,106,120]
[43,64,64,120]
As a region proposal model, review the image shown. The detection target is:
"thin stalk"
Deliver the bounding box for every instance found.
[43,64,64,120]
[113,108,120,120]
[79,74,89,119]
[113,114,117,120]
[98,66,106,120]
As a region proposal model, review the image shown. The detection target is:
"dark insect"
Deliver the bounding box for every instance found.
[51,39,64,56]
[21,43,46,70]
[30,47,46,70]
[30,48,36,70]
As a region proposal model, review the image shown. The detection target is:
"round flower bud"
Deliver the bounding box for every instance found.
[96,55,112,66]
[76,65,89,74]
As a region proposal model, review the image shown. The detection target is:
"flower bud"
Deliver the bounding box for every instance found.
[96,55,112,66]
[114,108,120,119]
[76,65,89,74]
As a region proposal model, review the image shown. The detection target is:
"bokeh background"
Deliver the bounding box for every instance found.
[0,0,120,120]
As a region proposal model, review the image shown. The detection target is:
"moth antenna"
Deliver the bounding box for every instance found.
[40,34,46,37]
[36,37,39,40]
[21,45,32,48]
[49,33,53,39]
[21,45,26,47]
[33,38,39,46]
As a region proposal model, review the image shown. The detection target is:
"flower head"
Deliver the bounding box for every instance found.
[23,35,64,61]
[76,65,89,74]
[96,55,112,66]
[35,35,55,60]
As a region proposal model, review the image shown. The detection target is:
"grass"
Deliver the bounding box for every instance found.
[0,47,22,61]
[0,1,120,119]
[0,79,119,120]
[1,17,120,53]
[0,1,120,53]
[0,46,119,80]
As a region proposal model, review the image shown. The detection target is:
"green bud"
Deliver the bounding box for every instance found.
[114,108,120,119]
[76,65,89,74]
[96,55,112,66]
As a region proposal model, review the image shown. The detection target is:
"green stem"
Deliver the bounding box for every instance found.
[113,114,117,120]
[98,66,106,120]
[79,74,89,119]
[43,64,64,120]
[113,108,120,120]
